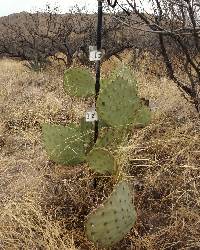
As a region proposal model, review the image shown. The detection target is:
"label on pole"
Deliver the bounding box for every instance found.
[89,46,102,61]
[86,108,98,122]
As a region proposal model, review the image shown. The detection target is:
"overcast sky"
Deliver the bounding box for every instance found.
[0,0,152,17]
[0,0,96,17]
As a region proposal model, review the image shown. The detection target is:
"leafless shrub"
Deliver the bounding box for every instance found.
[109,0,200,112]
[0,4,156,69]
[0,5,74,71]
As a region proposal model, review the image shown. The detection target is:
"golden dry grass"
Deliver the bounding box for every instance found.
[0,57,199,250]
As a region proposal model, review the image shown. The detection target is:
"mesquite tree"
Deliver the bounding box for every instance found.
[0,4,152,69]
[111,0,200,112]
[0,6,74,70]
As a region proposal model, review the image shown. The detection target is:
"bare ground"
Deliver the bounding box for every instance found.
[0,58,200,250]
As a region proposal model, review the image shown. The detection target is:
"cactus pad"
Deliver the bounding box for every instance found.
[96,127,127,149]
[80,117,94,132]
[97,77,141,127]
[87,148,116,174]
[80,117,94,153]
[133,104,151,127]
[64,68,95,97]
[110,65,138,91]
[42,123,88,165]
[85,181,136,248]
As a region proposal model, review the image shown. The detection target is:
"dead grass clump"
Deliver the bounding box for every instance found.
[39,163,116,249]
[121,118,200,249]
[0,198,77,250]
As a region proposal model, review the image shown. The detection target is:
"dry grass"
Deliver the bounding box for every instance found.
[0,57,199,250]
[0,198,77,250]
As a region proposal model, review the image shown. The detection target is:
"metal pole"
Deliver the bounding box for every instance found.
[94,0,103,143]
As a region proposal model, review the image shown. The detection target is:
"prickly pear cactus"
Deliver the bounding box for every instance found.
[41,65,151,248]
[64,68,95,97]
[42,123,90,165]
[85,181,136,248]
[97,77,141,127]
[87,148,117,174]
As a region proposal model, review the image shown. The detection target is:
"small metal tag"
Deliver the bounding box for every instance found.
[86,108,98,122]
[89,46,102,61]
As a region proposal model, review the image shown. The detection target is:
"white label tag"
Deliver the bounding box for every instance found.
[86,110,98,122]
[89,50,102,61]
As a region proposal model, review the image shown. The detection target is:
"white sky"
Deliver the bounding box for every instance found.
[0,0,151,17]
[0,0,96,17]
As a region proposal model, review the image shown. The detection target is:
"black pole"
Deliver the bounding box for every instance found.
[94,0,103,143]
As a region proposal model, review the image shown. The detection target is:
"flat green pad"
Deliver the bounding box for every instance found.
[133,104,151,127]
[85,181,136,248]
[80,117,94,153]
[96,127,127,149]
[87,148,116,174]
[97,77,140,127]
[63,68,95,97]
[110,65,138,90]
[42,123,87,165]
[80,117,94,132]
